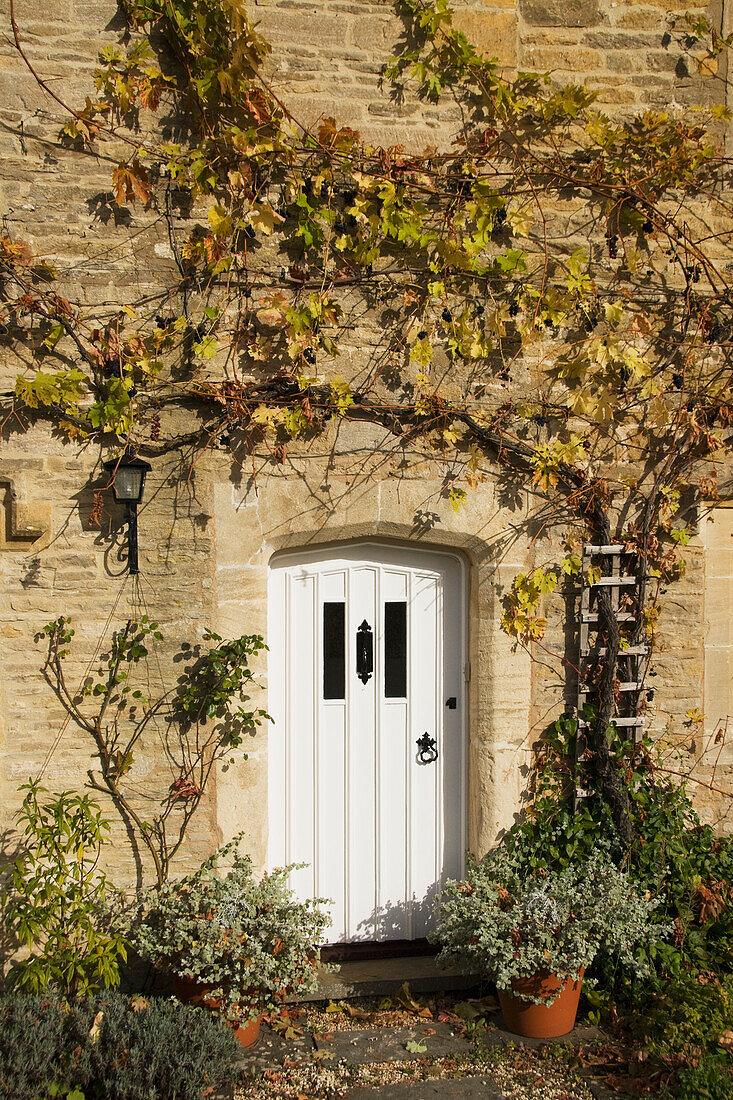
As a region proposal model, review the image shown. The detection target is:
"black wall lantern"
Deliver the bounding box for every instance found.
[103,448,151,575]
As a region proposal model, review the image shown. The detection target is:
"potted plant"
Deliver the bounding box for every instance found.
[433,849,667,1038]
[116,835,331,1047]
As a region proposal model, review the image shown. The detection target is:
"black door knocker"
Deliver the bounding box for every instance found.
[416,732,439,764]
[356,619,373,684]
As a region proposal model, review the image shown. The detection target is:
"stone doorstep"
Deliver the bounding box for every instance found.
[289,956,484,1002]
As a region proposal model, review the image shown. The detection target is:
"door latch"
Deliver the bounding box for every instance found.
[416,732,438,764]
[445,697,457,709]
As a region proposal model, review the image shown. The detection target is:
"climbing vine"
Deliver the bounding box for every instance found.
[39,615,269,884]
[3,0,733,840]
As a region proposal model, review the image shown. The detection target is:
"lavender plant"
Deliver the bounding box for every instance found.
[434,850,668,1004]
[116,834,330,1022]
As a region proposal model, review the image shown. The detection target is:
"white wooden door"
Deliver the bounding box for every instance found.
[268,543,465,943]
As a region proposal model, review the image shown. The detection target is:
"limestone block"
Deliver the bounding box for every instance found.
[615,7,667,28]
[525,44,604,69]
[347,14,396,51]
[520,0,604,27]
[451,9,518,66]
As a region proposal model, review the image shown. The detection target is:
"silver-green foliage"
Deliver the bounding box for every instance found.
[434,850,668,1003]
[118,834,330,1021]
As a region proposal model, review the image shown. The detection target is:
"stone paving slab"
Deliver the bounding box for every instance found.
[233,1011,627,1099]
[583,1081,625,1100]
[313,1022,471,1064]
[236,1025,315,1071]
[482,1018,602,1050]
[345,1076,506,1098]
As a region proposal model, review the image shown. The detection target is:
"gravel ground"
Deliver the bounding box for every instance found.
[232,992,622,1099]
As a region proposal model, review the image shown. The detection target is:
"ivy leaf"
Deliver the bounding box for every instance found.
[447,485,466,513]
[207,203,233,238]
[495,248,527,274]
[670,526,692,545]
[15,371,59,407]
[256,292,289,328]
[410,336,433,368]
[112,158,151,206]
[246,202,285,236]
[193,335,219,360]
[507,204,532,238]
[329,378,354,417]
[560,554,582,575]
[87,378,132,433]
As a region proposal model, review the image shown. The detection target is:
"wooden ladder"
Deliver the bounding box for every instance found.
[575,544,648,804]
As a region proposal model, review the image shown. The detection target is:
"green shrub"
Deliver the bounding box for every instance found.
[496,716,733,980]
[630,975,733,1061]
[0,992,241,1100]
[488,714,733,1087]
[663,1052,733,1100]
[0,781,128,996]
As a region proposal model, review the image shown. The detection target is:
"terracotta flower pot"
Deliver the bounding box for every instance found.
[170,975,261,1048]
[497,968,584,1039]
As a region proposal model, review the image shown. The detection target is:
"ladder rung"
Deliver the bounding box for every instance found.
[578,716,645,728]
[582,612,636,623]
[588,576,637,587]
[584,544,628,554]
[580,681,639,694]
[581,645,648,656]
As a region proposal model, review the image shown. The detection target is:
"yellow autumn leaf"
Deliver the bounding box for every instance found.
[595,389,615,422]
[207,203,233,237]
[603,302,623,324]
[621,345,651,379]
[507,203,533,238]
[245,202,285,236]
[410,337,433,367]
[567,389,597,416]
[251,404,286,427]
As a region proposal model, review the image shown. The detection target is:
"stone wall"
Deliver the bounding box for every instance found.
[250,0,716,145]
[0,0,730,895]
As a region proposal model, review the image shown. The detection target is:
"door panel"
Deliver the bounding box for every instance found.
[268,543,465,944]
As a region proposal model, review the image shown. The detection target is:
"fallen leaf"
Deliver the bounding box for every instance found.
[89,1009,104,1042]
